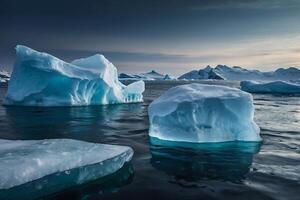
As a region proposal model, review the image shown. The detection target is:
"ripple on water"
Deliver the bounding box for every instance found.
[0,82,300,200]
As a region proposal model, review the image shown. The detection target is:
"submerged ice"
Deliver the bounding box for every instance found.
[5,45,145,106]
[0,139,133,189]
[148,83,261,143]
[240,80,300,94]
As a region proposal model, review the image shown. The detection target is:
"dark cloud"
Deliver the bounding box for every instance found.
[0,0,299,72]
[191,0,300,10]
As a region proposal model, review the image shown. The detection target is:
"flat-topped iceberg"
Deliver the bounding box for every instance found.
[240,80,300,94]
[148,83,261,143]
[4,45,145,106]
[0,139,133,189]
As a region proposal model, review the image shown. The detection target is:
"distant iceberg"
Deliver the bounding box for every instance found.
[0,69,10,84]
[119,70,175,81]
[4,45,145,106]
[148,83,261,143]
[0,139,133,189]
[140,70,165,80]
[163,74,172,80]
[179,65,300,81]
[179,65,224,80]
[240,80,300,94]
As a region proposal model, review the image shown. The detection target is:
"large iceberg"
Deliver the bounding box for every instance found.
[0,139,133,189]
[4,45,145,106]
[148,83,261,143]
[240,80,300,94]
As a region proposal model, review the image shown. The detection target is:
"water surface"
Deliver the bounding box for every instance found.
[0,80,299,200]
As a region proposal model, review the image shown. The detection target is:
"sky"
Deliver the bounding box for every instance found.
[0,0,300,76]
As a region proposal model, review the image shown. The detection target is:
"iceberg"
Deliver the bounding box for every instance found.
[148,83,261,143]
[118,70,175,81]
[4,45,145,106]
[163,74,172,80]
[0,139,133,189]
[179,65,300,81]
[140,70,165,80]
[0,163,133,200]
[0,69,10,84]
[118,73,137,80]
[179,65,224,80]
[240,80,300,94]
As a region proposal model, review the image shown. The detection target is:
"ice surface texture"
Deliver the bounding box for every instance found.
[4,45,145,106]
[240,80,300,94]
[0,139,133,189]
[148,83,261,143]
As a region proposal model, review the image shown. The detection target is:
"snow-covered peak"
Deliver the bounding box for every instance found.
[119,73,135,79]
[179,66,224,80]
[179,65,300,81]
[163,74,172,80]
[146,70,163,76]
[274,67,300,76]
[0,69,10,84]
[119,70,175,81]
[141,70,164,79]
[0,70,10,78]
[215,65,232,72]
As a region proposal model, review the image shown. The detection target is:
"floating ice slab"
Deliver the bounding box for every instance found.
[0,139,133,189]
[4,45,144,106]
[240,80,300,94]
[148,83,261,143]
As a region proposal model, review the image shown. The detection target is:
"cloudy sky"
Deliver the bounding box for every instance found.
[0,0,300,75]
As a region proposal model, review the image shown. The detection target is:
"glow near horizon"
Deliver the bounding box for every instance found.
[0,0,300,76]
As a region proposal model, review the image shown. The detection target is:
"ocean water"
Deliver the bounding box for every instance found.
[0,80,299,200]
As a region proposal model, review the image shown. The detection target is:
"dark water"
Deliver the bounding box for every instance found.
[0,80,299,200]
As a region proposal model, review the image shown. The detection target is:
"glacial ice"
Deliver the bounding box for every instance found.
[240,80,300,94]
[148,83,261,143]
[0,139,133,189]
[4,45,145,106]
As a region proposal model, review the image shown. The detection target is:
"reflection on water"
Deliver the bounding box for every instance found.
[0,163,133,200]
[2,103,146,141]
[151,139,261,184]
[0,82,300,200]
